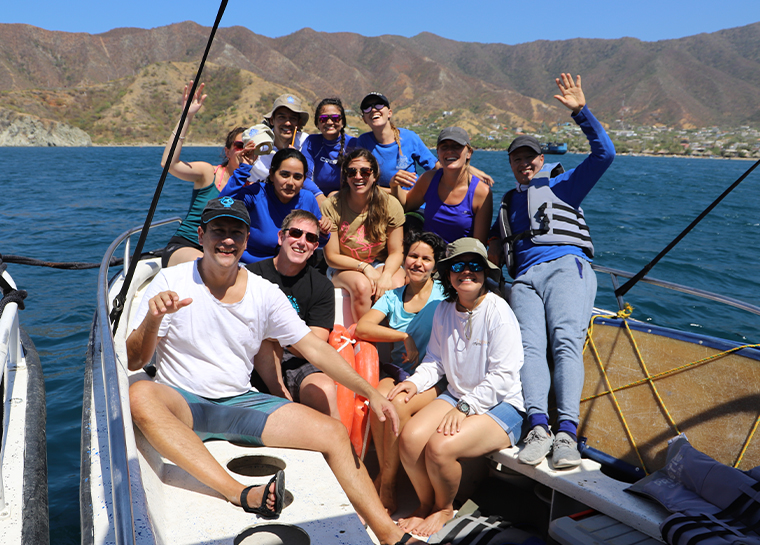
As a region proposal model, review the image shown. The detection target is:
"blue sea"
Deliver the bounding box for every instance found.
[1,147,759,543]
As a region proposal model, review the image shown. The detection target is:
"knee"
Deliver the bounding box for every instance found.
[424,435,453,467]
[398,421,429,461]
[350,277,373,300]
[302,373,337,400]
[129,380,155,423]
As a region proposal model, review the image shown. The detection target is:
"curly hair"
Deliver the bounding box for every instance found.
[404,231,446,265]
[338,149,389,243]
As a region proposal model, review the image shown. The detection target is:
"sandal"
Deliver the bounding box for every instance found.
[240,469,285,518]
[394,533,412,545]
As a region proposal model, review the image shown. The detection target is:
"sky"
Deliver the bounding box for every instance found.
[3,0,760,45]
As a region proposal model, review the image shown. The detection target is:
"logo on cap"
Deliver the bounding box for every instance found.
[287,96,295,103]
[220,197,235,207]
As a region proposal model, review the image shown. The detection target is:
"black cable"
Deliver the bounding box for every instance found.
[1,254,123,270]
[108,0,229,333]
[615,157,760,299]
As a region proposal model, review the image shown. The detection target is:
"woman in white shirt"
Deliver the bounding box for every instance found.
[388,238,526,538]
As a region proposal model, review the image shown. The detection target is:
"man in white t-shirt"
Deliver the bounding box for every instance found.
[127,197,419,545]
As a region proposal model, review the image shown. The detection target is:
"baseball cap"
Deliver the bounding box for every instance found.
[201,197,250,227]
[437,127,470,147]
[360,92,390,112]
[507,135,542,155]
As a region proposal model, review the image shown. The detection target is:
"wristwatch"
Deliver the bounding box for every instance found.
[455,400,471,415]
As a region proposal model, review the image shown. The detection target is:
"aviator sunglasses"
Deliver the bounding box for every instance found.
[450,260,485,273]
[361,103,386,114]
[318,114,342,123]
[285,227,319,244]
[346,166,374,178]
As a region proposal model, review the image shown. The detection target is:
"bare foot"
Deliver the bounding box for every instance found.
[397,505,430,532]
[381,528,427,545]
[412,507,454,537]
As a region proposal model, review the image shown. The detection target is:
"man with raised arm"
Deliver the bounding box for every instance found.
[489,73,615,469]
[127,196,419,545]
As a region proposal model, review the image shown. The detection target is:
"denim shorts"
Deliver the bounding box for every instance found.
[173,386,290,446]
[439,392,527,446]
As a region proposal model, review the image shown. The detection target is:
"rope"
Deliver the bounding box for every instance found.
[582,307,760,470]
[1,253,124,270]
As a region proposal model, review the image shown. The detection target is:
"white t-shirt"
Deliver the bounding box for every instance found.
[407,292,525,415]
[247,131,309,183]
[130,260,311,398]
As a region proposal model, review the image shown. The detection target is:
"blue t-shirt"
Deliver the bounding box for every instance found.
[371,281,445,372]
[302,133,358,195]
[356,127,437,188]
[220,163,323,264]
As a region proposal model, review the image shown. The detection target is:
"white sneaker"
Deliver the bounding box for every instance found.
[517,426,553,465]
[552,432,581,469]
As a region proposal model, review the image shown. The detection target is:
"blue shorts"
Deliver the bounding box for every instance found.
[439,392,527,446]
[173,386,290,446]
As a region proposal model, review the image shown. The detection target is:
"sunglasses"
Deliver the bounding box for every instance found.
[450,260,485,273]
[361,103,386,114]
[277,170,305,181]
[285,227,319,244]
[231,141,245,150]
[346,167,373,178]
[318,114,342,123]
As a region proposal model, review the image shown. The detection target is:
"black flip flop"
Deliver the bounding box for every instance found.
[240,469,285,518]
[394,533,412,545]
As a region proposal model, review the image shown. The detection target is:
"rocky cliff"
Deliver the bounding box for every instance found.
[0,108,92,146]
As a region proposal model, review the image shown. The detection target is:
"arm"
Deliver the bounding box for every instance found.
[126,290,192,371]
[391,168,433,211]
[160,82,216,188]
[285,325,329,359]
[468,165,494,187]
[356,309,420,367]
[374,225,404,301]
[294,332,400,434]
[471,182,494,245]
[252,340,292,400]
[219,163,252,199]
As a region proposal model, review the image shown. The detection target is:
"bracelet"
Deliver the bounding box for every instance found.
[171,131,186,141]
[357,262,367,272]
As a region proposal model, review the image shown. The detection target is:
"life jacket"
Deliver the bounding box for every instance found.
[498,163,594,278]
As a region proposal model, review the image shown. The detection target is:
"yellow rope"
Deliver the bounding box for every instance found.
[583,305,760,470]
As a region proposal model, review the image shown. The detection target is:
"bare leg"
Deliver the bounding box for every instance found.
[414,415,513,537]
[253,340,292,400]
[128,380,275,511]
[167,247,203,267]
[299,372,340,420]
[331,270,374,322]
[397,399,452,532]
[260,402,418,545]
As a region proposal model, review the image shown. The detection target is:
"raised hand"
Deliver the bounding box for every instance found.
[182,81,207,117]
[148,290,192,318]
[554,73,586,115]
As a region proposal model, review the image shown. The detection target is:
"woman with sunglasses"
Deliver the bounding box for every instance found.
[388,238,526,537]
[354,231,447,514]
[221,148,323,264]
[160,81,245,267]
[302,98,358,197]
[392,127,493,245]
[320,149,406,322]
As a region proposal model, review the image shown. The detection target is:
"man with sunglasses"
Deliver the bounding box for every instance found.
[247,210,340,420]
[489,73,616,470]
[128,197,422,545]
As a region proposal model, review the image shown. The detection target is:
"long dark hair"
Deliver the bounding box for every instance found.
[267,148,309,183]
[315,97,348,162]
[220,126,245,166]
[438,254,489,302]
[338,149,387,243]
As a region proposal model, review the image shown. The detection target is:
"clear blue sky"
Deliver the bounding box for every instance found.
[4,0,760,44]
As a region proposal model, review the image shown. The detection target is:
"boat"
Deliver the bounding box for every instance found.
[540,142,568,154]
[0,263,49,545]
[81,214,760,545]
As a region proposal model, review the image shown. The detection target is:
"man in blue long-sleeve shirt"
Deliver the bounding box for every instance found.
[489,73,615,469]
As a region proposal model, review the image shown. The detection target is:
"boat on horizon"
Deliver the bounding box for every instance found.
[80,217,760,545]
[540,142,568,154]
[0,263,49,545]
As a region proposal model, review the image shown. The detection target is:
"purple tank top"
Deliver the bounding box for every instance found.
[423,170,480,243]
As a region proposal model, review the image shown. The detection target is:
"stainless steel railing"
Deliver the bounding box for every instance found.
[0,271,20,518]
[94,217,180,545]
[592,264,760,317]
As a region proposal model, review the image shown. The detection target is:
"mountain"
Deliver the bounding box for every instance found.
[1,21,759,144]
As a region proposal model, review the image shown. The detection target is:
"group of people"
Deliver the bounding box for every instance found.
[129,72,615,543]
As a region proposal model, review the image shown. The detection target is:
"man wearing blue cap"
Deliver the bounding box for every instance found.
[127,197,421,545]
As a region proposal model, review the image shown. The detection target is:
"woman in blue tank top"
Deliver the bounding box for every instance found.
[391,127,493,245]
[160,81,245,267]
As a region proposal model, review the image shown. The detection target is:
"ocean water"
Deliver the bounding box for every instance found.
[1,146,759,543]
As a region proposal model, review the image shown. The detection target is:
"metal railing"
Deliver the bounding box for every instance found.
[0,272,20,518]
[591,264,760,317]
[94,217,180,545]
